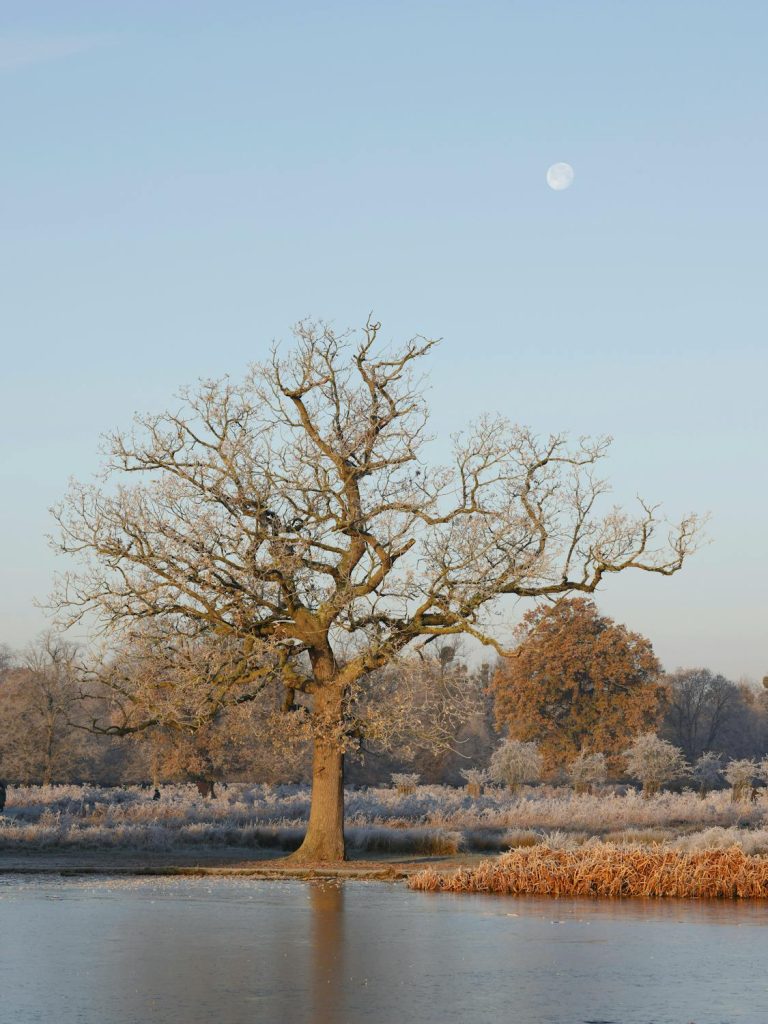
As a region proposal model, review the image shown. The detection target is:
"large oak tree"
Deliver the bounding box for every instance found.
[51,320,698,861]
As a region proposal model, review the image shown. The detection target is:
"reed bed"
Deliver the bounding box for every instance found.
[408,844,768,899]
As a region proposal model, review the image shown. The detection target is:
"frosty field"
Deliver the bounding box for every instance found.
[2,783,768,859]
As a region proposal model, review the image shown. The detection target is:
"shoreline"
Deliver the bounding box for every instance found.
[3,847,767,897]
[0,847,483,881]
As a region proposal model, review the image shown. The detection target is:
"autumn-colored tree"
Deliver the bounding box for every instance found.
[493,599,663,771]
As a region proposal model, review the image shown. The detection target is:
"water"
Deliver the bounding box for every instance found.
[0,875,766,1024]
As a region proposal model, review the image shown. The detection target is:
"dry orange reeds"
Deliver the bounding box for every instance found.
[408,844,768,899]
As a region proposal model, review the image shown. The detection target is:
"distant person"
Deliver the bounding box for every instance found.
[0,781,6,813]
[152,787,161,801]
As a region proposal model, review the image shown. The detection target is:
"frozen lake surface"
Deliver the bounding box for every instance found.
[0,875,766,1023]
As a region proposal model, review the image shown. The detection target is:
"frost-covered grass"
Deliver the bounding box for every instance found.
[1,783,767,854]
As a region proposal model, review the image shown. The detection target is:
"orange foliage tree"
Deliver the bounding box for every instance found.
[493,599,663,771]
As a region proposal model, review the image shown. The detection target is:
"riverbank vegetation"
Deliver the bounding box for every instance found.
[408,844,768,899]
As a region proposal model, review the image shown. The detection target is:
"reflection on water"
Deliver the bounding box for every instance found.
[311,882,344,1024]
[0,875,766,1024]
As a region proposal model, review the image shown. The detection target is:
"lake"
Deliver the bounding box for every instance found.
[0,876,765,1023]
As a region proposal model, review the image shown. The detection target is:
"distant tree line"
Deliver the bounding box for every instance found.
[0,599,765,790]
[0,633,493,790]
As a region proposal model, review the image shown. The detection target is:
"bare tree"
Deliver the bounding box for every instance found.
[99,631,312,790]
[50,320,699,860]
[0,634,85,784]
[0,644,13,676]
[661,668,742,761]
[348,642,487,777]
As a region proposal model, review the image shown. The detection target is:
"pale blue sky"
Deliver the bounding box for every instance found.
[1,1,766,678]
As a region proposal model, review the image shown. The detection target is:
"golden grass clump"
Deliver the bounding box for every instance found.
[408,843,768,899]
[602,828,675,846]
[503,829,540,849]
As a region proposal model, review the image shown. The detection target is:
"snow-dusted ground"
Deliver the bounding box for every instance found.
[2,783,768,855]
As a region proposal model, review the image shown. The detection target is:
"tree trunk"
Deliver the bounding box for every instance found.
[43,724,54,786]
[290,686,346,863]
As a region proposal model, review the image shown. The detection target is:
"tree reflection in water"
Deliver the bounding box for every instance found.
[310,882,345,1024]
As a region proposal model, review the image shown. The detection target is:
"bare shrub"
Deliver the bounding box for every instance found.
[692,752,724,797]
[724,759,758,803]
[623,733,689,796]
[489,740,542,794]
[567,751,607,794]
[459,768,489,798]
[391,773,421,796]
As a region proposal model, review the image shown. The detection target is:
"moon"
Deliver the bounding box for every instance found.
[546,162,574,191]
